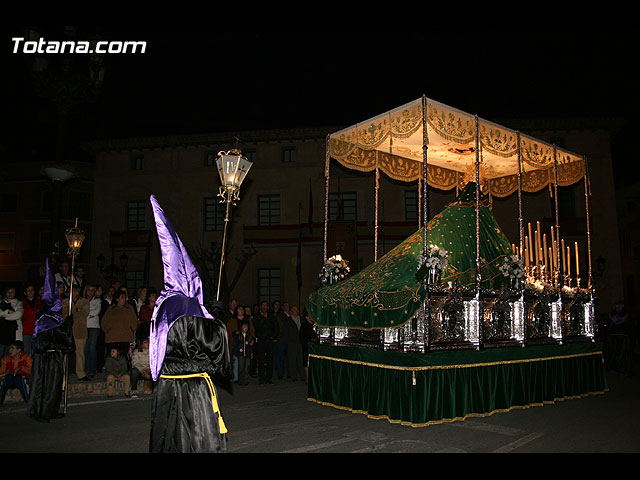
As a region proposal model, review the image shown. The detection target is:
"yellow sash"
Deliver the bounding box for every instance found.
[159,372,228,434]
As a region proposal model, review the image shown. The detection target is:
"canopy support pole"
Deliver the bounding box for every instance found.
[474,115,481,295]
[421,94,429,350]
[584,155,593,291]
[553,146,561,289]
[323,134,330,262]
[516,131,524,264]
[374,163,380,261]
[516,131,526,343]
[418,177,422,228]
[422,95,429,255]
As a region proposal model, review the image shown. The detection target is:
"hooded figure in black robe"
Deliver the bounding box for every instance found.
[148,195,233,453]
[27,257,75,423]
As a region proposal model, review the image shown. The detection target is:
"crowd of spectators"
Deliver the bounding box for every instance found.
[0,261,157,403]
[0,261,319,406]
[225,298,319,386]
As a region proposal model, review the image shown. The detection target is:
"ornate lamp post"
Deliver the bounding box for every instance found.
[215,149,253,301]
[63,218,86,413]
[43,166,77,262]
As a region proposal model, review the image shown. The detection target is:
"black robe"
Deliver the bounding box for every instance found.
[27,317,75,422]
[149,314,233,453]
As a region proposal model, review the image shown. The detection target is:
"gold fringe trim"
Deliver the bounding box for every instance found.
[309,350,603,372]
[307,389,608,428]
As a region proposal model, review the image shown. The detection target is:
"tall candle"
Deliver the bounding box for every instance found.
[567,245,571,278]
[548,247,553,279]
[575,242,579,277]
[525,245,529,266]
[562,239,566,274]
[543,233,548,271]
[535,229,540,265]
[528,222,533,259]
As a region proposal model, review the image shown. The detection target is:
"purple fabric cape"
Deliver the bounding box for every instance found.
[149,194,213,381]
[33,257,64,338]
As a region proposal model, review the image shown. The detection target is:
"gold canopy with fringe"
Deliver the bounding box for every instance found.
[328,97,585,196]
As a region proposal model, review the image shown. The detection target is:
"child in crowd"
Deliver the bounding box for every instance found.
[0,341,32,405]
[105,347,131,397]
[130,338,152,397]
[232,322,254,386]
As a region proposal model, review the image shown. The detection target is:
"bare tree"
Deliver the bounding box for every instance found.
[187,242,257,308]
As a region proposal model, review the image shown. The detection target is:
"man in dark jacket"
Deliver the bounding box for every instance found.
[252,300,278,385]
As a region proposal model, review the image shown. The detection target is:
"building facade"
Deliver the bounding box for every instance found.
[616,181,640,314]
[0,160,94,293]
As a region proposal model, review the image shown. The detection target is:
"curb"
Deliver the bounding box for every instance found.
[4,379,151,403]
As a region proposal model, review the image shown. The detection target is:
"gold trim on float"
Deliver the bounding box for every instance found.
[306,389,608,428]
[309,350,603,371]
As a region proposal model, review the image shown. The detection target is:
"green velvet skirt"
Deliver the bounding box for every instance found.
[307,341,608,427]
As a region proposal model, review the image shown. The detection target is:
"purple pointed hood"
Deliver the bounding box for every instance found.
[33,257,64,337]
[149,194,213,380]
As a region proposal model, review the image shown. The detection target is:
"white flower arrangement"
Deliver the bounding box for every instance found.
[499,254,525,286]
[319,254,351,285]
[417,244,449,284]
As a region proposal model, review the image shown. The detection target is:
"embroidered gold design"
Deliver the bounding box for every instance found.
[426,102,475,144]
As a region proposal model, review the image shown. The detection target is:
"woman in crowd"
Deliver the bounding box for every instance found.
[103,286,115,306]
[21,284,42,356]
[94,284,110,374]
[133,286,147,316]
[137,288,157,341]
[0,287,24,358]
[84,284,103,379]
[227,304,249,382]
[101,289,138,356]
[243,305,254,336]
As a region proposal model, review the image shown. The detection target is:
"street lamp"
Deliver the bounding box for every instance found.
[43,165,77,261]
[215,149,253,301]
[63,217,86,413]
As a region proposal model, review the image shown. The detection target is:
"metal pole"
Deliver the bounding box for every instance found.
[417,177,422,229]
[421,95,429,350]
[583,155,593,291]
[516,132,524,261]
[63,354,68,414]
[422,95,429,260]
[374,165,380,261]
[323,135,330,262]
[553,146,561,289]
[475,115,481,294]
[516,132,525,344]
[63,249,77,414]
[216,196,233,302]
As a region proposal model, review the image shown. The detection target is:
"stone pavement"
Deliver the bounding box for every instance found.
[2,358,639,453]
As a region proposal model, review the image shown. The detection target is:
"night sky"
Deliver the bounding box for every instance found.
[1,25,635,184]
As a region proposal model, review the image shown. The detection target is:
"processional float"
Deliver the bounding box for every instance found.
[309,95,595,353]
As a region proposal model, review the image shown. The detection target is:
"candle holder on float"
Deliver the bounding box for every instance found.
[63,218,86,414]
[215,149,253,301]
